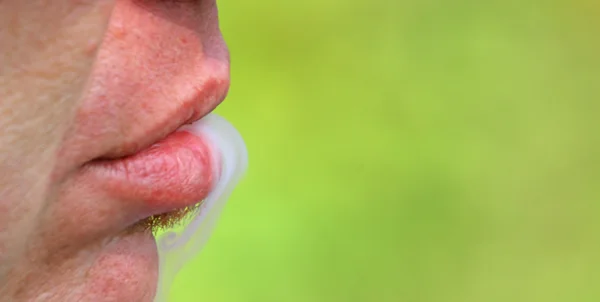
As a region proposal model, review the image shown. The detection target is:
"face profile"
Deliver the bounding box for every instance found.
[0,1,241,301]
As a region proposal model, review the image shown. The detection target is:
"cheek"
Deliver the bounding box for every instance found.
[0,0,117,288]
[0,0,117,171]
[0,3,116,197]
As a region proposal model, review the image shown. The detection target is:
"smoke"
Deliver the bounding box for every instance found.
[153,114,249,302]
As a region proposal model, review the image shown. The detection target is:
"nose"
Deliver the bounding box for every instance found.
[110,0,228,61]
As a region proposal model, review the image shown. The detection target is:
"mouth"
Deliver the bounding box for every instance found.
[87,106,226,233]
[58,0,236,250]
[78,0,231,232]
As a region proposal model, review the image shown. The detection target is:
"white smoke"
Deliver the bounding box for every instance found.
[153,114,249,302]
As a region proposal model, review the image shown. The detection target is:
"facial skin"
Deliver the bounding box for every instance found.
[0,1,229,300]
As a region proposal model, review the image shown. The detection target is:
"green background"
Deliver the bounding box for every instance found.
[170,1,600,301]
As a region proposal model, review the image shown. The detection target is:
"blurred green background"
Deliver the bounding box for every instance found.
[170,1,599,301]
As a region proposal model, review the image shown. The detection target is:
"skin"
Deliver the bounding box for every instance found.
[0,0,229,300]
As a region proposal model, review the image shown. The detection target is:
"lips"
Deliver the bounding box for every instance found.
[88,129,218,221]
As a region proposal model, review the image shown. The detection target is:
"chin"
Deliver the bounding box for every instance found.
[80,231,160,302]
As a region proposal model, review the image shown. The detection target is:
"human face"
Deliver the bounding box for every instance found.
[0,1,230,300]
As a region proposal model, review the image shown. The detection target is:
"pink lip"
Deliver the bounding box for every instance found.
[88,129,219,220]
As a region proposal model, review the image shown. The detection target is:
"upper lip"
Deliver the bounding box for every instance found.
[98,75,230,161]
[82,0,232,165]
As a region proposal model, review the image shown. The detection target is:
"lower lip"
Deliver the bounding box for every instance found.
[90,129,218,217]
